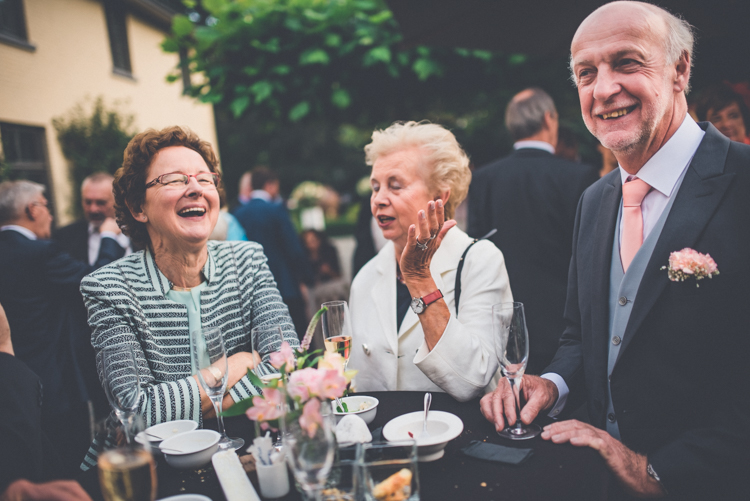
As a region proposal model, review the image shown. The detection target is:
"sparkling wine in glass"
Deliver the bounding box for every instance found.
[96,415,156,501]
[321,301,353,371]
[281,399,336,501]
[98,345,141,444]
[492,302,541,440]
[190,327,244,451]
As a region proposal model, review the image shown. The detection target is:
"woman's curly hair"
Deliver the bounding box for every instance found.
[113,126,225,251]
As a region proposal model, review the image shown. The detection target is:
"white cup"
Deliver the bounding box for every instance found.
[256,460,290,499]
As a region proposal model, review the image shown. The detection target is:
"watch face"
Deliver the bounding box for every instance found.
[410,297,425,314]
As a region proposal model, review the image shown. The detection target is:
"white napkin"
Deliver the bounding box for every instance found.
[335,414,373,445]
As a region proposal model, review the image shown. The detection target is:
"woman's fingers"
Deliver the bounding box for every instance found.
[417,208,430,244]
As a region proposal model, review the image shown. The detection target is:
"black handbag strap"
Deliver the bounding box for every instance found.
[454,229,497,317]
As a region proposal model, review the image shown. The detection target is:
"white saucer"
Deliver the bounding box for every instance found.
[158,495,211,501]
[382,410,463,462]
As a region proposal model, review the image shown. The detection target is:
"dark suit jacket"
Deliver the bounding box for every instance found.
[0,353,61,492]
[52,219,89,263]
[0,230,124,417]
[232,198,312,300]
[545,124,750,499]
[468,148,597,374]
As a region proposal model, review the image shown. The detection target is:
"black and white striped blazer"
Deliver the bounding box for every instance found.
[81,240,298,427]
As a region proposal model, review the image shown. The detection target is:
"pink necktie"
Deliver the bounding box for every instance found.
[620,177,652,272]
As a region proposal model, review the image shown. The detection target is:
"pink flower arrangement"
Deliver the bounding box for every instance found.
[269,341,296,372]
[228,307,357,437]
[661,248,719,287]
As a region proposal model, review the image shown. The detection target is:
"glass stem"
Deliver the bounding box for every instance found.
[212,397,227,438]
[509,377,523,432]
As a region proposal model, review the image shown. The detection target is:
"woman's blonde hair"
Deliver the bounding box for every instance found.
[364,121,471,219]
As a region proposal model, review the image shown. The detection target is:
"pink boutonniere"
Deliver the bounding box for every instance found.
[661,248,719,287]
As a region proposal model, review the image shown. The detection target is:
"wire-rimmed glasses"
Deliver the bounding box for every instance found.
[145,171,220,189]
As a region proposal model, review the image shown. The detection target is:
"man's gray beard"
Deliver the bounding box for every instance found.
[597,119,654,158]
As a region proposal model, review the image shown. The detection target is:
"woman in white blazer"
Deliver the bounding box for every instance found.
[349,122,513,402]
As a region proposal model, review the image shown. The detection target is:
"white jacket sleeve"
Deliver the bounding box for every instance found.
[413,241,513,401]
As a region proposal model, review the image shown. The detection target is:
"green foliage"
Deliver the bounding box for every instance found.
[164,0,588,207]
[52,97,135,218]
[164,0,498,122]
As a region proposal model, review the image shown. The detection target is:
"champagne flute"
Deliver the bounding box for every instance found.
[281,398,336,501]
[96,414,157,501]
[98,345,141,444]
[492,302,541,440]
[251,324,286,385]
[321,301,353,371]
[190,327,244,451]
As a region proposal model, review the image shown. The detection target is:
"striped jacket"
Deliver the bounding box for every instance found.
[81,240,298,428]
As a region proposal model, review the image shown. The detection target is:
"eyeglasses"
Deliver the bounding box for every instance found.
[145,172,220,189]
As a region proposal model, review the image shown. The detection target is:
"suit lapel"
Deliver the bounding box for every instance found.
[371,243,399,355]
[591,173,622,361]
[618,125,734,360]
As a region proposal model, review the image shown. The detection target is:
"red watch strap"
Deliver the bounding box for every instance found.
[422,289,444,306]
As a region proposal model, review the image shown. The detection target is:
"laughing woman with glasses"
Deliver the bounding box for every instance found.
[79,127,298,468]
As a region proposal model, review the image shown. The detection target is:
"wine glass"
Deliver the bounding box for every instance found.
[492,302,541,440]
[98,345,141,444]
[96,414,157,501]
[251,324,286,385]
[190,327,244,451]
[321,301,353,371]
[281,399,336,501]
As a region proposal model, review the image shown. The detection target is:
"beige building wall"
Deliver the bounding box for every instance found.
[0,0,218,225]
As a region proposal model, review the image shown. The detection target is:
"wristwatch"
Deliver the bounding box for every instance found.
[410,290,444,314]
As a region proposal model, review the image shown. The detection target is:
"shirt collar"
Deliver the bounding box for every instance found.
[250,190,272,202]
[0,225,37,240]
[513,140,556,155]
[619,114,705,196]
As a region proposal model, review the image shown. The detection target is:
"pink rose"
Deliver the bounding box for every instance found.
[663,248,719,286]
[269,341,296,372]
[245,388,282,422]
[287,368,323,402]
[299,398,322,438]
[317,369,347,400]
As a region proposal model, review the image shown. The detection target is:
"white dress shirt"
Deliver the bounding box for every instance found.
[513,140,556,154]
[88,223,131,266]
[0,225,37,240]
[542,114,705,417]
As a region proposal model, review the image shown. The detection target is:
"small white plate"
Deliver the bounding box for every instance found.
[382,410,463,462]
[158,495,212,501]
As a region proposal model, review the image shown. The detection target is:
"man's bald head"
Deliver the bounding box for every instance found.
[570,2,694,92]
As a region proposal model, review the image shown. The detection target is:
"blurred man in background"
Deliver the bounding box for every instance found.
[0,180,124,475]
[468,88,597,374]
[233,167,313,338]
[53,172,131,263]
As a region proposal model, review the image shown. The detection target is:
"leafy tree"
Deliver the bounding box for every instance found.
[163,0,588,203]
[53,97,135,218]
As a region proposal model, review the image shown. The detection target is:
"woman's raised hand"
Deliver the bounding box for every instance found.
[399,199,455,282]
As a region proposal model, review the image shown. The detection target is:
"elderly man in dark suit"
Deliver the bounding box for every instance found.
[0,180,124,475]
[468,88,597,374]
[53,172,132,263]
[481,2,749,499]
[232,167,313,338]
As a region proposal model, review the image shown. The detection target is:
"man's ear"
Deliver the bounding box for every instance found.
[543,111,557,131]
[674,51,691,93]
[25,205,34,221]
